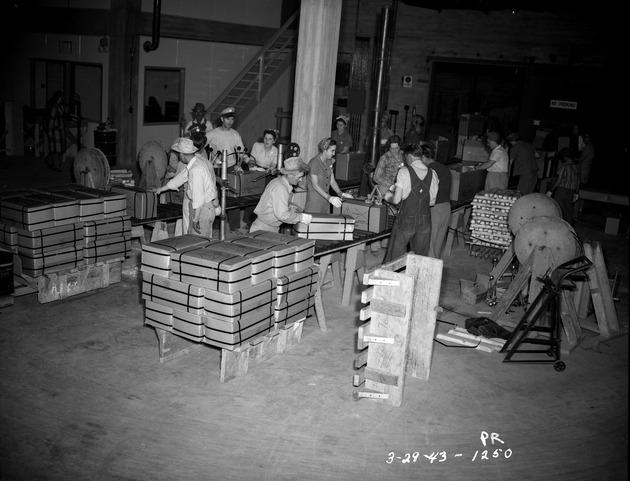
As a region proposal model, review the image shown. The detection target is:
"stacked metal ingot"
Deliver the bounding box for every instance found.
[470,189,521,250]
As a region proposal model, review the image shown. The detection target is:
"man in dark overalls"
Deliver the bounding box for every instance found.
[383,144,439,263]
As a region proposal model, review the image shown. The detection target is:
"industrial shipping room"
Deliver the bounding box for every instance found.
[0,1,627,480]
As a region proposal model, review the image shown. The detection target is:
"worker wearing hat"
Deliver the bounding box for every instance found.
[332,114,353,154]
[249,157,313,233]
[473,131,509,191]
[207,106,248,231]
[154,137,221,237]
[184,102,212,142]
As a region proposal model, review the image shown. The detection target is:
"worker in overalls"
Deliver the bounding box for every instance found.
[382,143,439,263]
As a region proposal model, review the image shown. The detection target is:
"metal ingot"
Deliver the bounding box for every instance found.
[514,216,579,266]
[508,193,562,235]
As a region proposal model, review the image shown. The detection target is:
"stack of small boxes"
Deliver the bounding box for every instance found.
[141,231,317,351]
[470,189,520,249]
[0,184,136,277]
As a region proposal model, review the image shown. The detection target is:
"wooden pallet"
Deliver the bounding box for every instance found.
[220,320,304,382]
[13,255,123,303]
[151,319,306,383]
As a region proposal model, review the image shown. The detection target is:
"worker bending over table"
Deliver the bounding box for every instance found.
[382,143,439,263]
[250,157,313,233]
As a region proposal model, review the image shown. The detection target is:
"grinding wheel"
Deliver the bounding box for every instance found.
[73,148,111,190]
[508,193,562,235]
[514,216,580,266]
[138,141,168,181]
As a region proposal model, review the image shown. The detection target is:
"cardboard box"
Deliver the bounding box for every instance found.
[203,313,274,350]
[333,199,388,233]
[17,223,84,256]
[203,278,277,322]
[144,300,173,331]
[141,234,212,277]
[110,185,157,220]
[227,171,267,198]
[458,114,485,136]
[0,196,56,231]
[18,244,84,277]
[462,140,490,163]
[334,153,364,181]
[274,292,315,325]
[83,216,131,244]
[460,278,487,305]
[202,242,275,285]
[142,272,205,315]
[248,232,315,272]
[172,309,205,340]
[0,224,17,251]
[48,189,105,222]
[449,163,487,201]
[83,235,131,264]
[275,265,319,305]
[173,248,252,293]
[227,236,297,278]
[24,193,80,227]
[292,213,355,240]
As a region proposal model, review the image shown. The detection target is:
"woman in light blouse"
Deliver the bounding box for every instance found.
[249,129,279,171]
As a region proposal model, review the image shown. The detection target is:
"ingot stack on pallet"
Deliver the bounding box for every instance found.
[141,232,317,351]
[470,190,520,250]
[0,185,132,278]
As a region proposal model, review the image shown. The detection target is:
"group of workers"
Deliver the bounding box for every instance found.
[154,103,593,265]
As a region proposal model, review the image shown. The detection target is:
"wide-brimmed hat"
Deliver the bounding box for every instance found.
[170,137,197,154]
[281,157,309,175]
[221,107,236,117]
[191,102,207,113]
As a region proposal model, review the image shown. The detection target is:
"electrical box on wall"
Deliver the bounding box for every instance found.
[402,75,413,88]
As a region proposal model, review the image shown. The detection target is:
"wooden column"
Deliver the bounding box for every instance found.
[291,0,342,161]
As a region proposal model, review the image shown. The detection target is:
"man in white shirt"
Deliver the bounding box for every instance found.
[207,107,247,171]
[382,144,439,262]
[154,138,221,238]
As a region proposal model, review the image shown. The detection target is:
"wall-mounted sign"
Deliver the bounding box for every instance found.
[550,99,577,110]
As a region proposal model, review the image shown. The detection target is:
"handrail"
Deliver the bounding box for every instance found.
[207,10,300,116]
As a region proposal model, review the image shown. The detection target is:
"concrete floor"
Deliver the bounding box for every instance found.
[0,156,628,480]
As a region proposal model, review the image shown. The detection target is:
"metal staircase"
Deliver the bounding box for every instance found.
[207,11,299,124]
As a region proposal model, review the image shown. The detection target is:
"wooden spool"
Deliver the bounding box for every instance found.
[508,193,562,235]
[73,147,111,190]
[513,216,580,266]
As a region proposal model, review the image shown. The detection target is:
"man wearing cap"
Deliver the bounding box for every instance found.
[473,131,509,191]
[207,107,248,232]
[154,138,221,238]
[250,157,313,233]
[207,107,247,170]
[507,132,538,195]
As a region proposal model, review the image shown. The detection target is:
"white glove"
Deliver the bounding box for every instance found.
[572,193,579,203]
[546,191,553,197]
[341,192,353,199]
[301,213,313,225]
[214,205,222,216]
[328,196,343,208]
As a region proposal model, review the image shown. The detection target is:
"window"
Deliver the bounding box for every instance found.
[144,67,184,125]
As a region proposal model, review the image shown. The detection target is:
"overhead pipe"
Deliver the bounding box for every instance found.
[143,0,162,52]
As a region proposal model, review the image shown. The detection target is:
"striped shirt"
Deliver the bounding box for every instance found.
[555,161,579,191]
